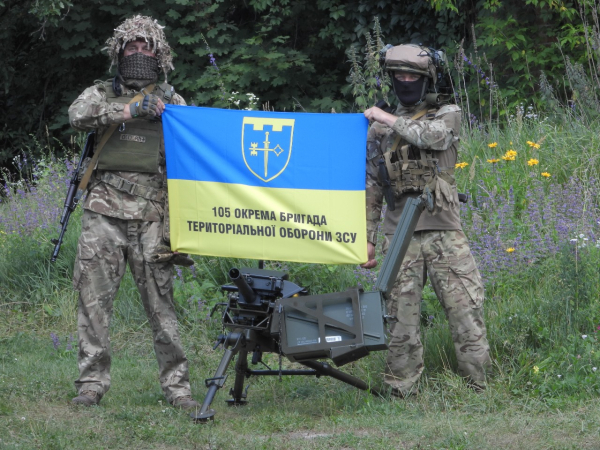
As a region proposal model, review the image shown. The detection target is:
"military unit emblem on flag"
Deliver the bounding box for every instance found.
[242,117,294,182]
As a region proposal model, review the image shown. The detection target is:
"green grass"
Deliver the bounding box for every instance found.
[2,328,600,450]
[2,75,600,449]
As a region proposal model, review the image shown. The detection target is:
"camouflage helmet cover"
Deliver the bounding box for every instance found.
[104,15,174,79]
[385,44,436,83]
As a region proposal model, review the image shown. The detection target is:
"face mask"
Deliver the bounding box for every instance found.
[119,52,159,86]
[393,76,426,106]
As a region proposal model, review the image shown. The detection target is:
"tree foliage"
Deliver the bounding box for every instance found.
[0,0,592,167]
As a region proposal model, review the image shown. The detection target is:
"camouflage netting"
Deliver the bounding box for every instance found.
[104,15,174,80]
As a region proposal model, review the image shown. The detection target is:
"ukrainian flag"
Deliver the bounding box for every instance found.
[163,106,368,264]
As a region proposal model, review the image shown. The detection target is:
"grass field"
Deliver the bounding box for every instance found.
[2,321,600,450]
[2,83,600,449]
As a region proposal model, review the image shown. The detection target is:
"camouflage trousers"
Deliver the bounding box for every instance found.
[382,229,491,395]
[72,210,191,403]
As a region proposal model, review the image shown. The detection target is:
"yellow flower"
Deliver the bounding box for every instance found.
[526,140,541,149]
[533,366,540,374]
[541,172,551,177]
[506,247,515,253]
[488,142,498,148]
[487,158,500,164]
[527,158,539,166]
[455,162,469,169]
[502,149,517,161]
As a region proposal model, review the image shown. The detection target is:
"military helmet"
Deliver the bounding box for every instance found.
[385,44,437,84]
[104,15,174,80]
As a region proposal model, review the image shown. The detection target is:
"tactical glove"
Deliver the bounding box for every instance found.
[426,175,457,215]
[434,176,457,214]
[149,245,195,267]
[130,94,160,118]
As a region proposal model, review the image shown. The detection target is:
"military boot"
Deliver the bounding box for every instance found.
[171,395,199,410]
[72,390,100,406]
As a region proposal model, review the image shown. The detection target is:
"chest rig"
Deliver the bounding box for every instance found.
[379,107,454,199]
[96,80,174,173]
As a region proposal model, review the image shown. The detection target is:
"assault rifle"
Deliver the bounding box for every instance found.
[191,194,432,423]
[51,132,95,262]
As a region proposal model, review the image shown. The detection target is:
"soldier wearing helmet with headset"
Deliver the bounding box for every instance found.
[68,15,198,410]
[361,44,491,397]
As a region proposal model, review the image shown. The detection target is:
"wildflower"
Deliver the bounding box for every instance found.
[582,335,588,339]
[541,172,551,177]
[557,374,562,378]
[455,162,469,169]
[527,158,539,166]
[502,150,517,161]
[488,142,498,148]
[593,367,597,372]
[487,158,500,164]
[66,335,75,351]
[50,332,60,351]
[533,366,539,374]
[506,247,515,253]
[526,141,541,149]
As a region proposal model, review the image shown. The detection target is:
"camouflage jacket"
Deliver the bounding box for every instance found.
[69,80,186,221]
[366,102,462,244]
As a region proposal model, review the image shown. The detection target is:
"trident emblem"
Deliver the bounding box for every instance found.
[242,117,295,182]
[250,132,285,177]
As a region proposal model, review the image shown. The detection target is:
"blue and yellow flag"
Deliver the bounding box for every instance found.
[162,106,368,264]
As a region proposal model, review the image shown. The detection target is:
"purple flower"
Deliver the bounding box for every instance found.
[50,332,60,351]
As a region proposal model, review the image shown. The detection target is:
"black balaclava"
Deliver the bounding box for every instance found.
[393,75,429,106]
[118,51,159,90]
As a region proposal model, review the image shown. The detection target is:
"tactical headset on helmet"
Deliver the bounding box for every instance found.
[104,15,174,81]
[384,44,437,82]
[383,44,452,105]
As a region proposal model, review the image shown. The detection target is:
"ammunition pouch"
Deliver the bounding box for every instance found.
[99,171,166,202]
[384,144,441,197]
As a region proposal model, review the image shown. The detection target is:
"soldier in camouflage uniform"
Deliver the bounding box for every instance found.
[361,44,491,397]
[69,15,198,409]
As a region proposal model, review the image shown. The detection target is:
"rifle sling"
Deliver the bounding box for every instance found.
[75,85,155,198]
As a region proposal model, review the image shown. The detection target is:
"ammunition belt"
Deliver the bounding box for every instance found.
[99,172,165,202]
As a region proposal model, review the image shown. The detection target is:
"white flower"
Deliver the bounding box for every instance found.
[557,374,562,378]
[579,233,585,238]
[570,239,578,243]
[582,335,588,339]
[593,367,597,372]
[21,417,25,420]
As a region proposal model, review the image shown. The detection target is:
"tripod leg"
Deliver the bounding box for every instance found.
[300,360,383,396]
[226,348,249,405]
[191,335,241,423]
